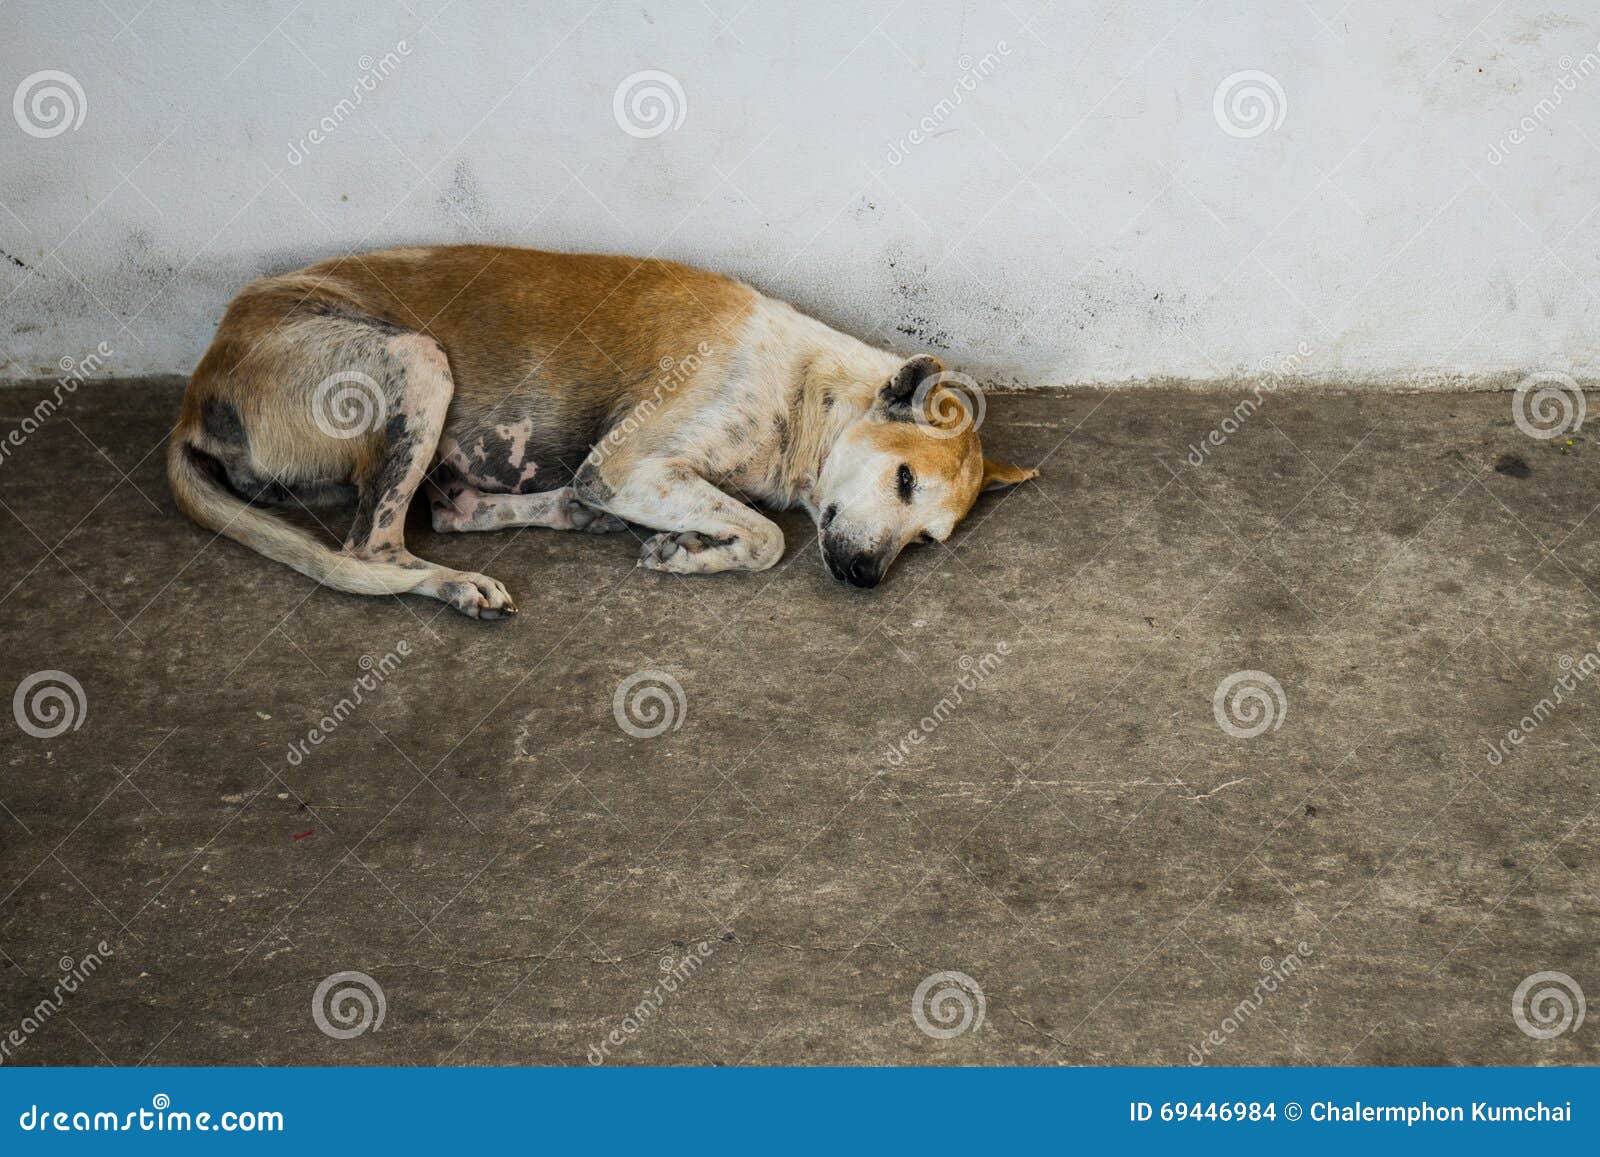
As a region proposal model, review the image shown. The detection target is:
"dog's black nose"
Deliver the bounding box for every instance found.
[845,555,881,588]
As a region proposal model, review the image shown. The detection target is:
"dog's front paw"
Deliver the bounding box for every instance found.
[638,531,730,572]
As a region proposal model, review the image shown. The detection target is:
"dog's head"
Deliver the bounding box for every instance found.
[813,355,1036,588]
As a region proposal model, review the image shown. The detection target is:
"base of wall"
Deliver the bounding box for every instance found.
[3,372,1595,395]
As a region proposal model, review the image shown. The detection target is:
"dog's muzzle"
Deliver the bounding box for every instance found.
[823,535,888,589]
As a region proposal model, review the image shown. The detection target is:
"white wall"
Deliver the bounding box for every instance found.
[2,1,1597,387]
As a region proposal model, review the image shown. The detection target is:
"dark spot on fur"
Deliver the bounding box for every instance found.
[573,461,613,504]
[346,501,376,547]
[212,455,353,511]
[348,414,421,549]
[292,480,357,508]
[201,398,246,446]
[880,355,940,414]
[426,461,470,503]
[780,386,807,459]
[472,436,533,490]
[723,413,758,444]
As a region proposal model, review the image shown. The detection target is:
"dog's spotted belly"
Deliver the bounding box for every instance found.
[434,413,583,495]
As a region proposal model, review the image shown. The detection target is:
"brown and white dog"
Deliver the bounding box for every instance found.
[167,245,1037,618]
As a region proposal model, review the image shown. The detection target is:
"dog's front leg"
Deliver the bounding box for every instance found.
[575,457,783,574]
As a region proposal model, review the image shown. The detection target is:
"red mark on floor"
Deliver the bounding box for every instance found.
[292,829,315,840]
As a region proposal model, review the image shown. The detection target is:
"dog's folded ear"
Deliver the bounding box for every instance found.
[981,457,1039,491]
[879,354,943,412]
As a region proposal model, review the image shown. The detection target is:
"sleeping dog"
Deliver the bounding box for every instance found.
[167,245,1037,618]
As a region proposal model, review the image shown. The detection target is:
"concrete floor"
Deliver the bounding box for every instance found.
[1,377,1597,1067]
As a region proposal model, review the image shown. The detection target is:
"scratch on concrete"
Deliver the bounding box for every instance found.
[1181,777,1250,801]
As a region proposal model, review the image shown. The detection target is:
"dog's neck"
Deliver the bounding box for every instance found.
[778,339,893,510]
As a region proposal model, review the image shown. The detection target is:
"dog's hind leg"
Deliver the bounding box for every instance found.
[425,466,627,535]
[342,332,516,618]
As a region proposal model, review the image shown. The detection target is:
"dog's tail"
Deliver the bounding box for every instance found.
[166,434,424,597]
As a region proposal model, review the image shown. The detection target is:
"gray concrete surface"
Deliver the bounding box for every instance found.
[1,378,1597,1067]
